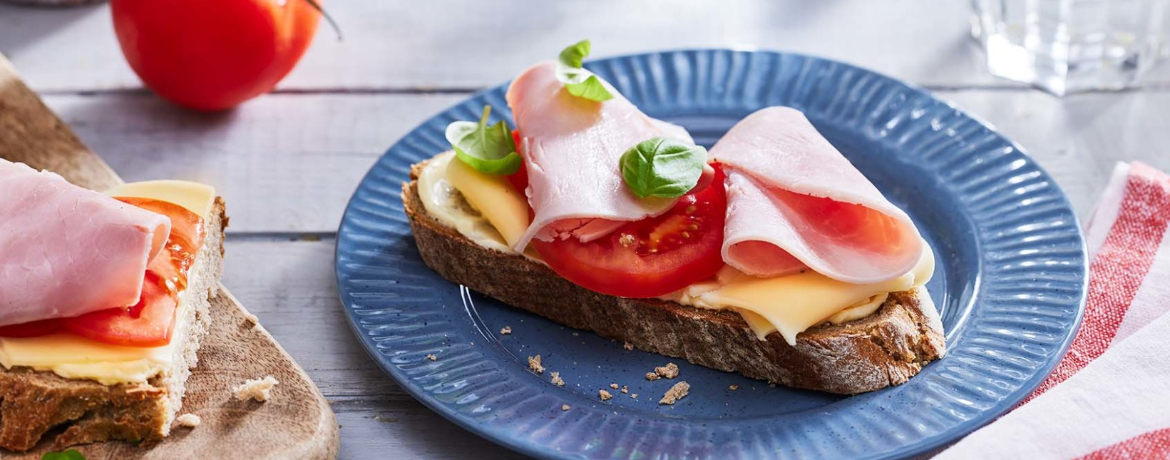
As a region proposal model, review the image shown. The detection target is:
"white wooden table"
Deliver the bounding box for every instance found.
[2,1,1167,458]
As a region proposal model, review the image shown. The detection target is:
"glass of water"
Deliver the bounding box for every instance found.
[972,0,1170,95]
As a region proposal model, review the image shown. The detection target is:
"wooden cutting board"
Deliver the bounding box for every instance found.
[0,55,339,459]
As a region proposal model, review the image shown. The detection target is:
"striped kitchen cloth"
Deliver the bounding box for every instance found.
[937,162,1170,459]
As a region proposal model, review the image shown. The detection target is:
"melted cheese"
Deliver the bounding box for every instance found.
[106,180,215,217]
[417,152,515,253]
[0,181,215,385]
[420,151,936,345]
[443,155,530,248]
[0,303,194,385]
[689,247,934,345]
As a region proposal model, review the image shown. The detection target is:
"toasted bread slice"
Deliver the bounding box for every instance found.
[403,162,946,395]
[0,198,227,451]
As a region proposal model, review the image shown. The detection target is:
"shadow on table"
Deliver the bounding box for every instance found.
[0,2,102,58]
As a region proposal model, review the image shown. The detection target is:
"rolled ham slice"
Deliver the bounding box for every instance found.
[506,61,694,252]
[0,159,171,326]
[711,107,923,284]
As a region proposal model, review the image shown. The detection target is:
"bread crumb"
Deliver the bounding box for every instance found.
[659,381,690,405]
[528,355,544,374]
[631,393,638,399]
[561,404,570,411]
[550,372,564,386]
[623,341,634,351]
[174,413,201,428]
[233,376,279,402]
[610,383,619,389]
[654,363,680,379]
[426,354,437,361]
[500,326,512,335]
[729,385,739,391]
[621,385,629,394]
[599,389,613,401]
[243,313,259,328]
[645,372,660,381]
[572,332,579,337]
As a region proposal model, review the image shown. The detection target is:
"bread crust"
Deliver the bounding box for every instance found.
[403,164,946,394]
[0,198,227,451]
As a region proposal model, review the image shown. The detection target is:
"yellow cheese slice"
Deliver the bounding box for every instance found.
[106,180,215,216]
[417,152,513,252]
[444,156,530,249]
[698,246,934,345]
[0,314,191,385]
[0,180,215,385]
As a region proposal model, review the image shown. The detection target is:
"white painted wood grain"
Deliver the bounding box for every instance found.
[39,90,1170,234]
[42,92,466,233]
[9,0,1151,92]
[9,3,1170,456]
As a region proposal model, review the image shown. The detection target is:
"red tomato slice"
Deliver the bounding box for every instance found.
[117,197,206,294]
[116,197,205,254]
[531,164,727,298]
[0,319,62,338]
[506,160,529,195]
[62,273,178,347]
[64,198,206,346]
[506,129,529,194]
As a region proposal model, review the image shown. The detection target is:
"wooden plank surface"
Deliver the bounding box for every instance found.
[0,56,339,459]
[34,90,1170,234]
[40,92,464,233]
[4,0,1168,92]
[4,1,1170,458]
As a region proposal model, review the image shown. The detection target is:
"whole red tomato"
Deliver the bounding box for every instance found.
[111,0,323,111]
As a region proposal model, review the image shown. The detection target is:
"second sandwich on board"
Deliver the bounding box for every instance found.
[0,158,227,450]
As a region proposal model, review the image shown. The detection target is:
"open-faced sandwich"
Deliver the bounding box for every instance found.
[0,158,226,450]
[402,41,945,395]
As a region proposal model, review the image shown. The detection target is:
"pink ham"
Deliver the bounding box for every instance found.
[0,159,171,326]
[711,107,923,284]
[506,61,694,252]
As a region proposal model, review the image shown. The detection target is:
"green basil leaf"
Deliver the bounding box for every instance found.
[620,137,708,199]
[554,40,614,102]
[558,39,591,69]
[444,106,522,175]
[564,75,613,102]
[42,450,86,460]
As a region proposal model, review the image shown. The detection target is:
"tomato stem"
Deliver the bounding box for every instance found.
[302,0,343,41]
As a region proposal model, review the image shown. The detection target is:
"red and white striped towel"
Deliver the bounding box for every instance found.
[938,162,1170,459]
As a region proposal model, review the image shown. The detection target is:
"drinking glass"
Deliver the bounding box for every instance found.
[972,0,1170,95]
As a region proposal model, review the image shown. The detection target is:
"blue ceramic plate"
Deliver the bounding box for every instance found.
[336,50,1087,459]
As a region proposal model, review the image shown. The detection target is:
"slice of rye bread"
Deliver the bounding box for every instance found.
[0,198,227,451]
[403,160,947,395]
